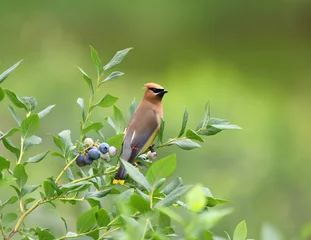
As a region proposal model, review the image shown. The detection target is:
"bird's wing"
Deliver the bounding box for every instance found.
[121,108,159,163]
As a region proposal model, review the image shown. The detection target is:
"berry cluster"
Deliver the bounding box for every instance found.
[75,138,117,167]
[136,150,157,166]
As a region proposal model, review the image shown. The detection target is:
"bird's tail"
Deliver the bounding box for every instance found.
[113,164,126,185]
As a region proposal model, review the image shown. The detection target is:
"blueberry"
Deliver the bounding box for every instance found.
[88,148,100,160]
[84,156,93,165]
[99,143,110,154]
[108,146,117,156]
[75,153,86,167]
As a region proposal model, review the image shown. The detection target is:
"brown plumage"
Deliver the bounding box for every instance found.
[113,83,168,184]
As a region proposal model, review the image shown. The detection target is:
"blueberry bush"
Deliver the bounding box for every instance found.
[0,47,250,240]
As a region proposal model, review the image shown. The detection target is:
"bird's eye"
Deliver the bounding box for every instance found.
[149,88,163,93]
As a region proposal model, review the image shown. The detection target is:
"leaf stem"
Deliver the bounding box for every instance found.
[141,218,149,240]
[17,137,24,164]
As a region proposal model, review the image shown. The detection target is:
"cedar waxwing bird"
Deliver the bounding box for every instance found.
[113,83,168,185]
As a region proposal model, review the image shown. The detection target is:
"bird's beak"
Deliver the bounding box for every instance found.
[156,89,168,96]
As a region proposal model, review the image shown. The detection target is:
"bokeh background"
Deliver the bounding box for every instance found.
[1,0,311,239]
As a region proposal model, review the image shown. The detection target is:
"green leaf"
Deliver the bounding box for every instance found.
[58,130,75,157]
[20,96,37,112]
[0,177,16,186]
[202,101,210,129]
[96,208,110,227]
[81,122,104,135]
[90,94,119,110]
[185,184,206,213]
[27,151,50,163]
[0,156,10,171]
[178,107,188,137]
[158,118,165,144]
[0,59,23,84]
[209,118,242,130]
[77,98,86,122]
[76,206,98,233]
[186,129,204,142]
[44,180,55,199]
[121,159,151,192]
[128,98,137,119]
[2,213,18,226]
[21,114,40,139]
[21,184,40,197]
[233,220,247,240]
[36,227,55,240]
[199,208,233,229]
[0,86,4,101]
[90,45,103,77]
[162,177,183,196]
[103,48,132,71]
[4,89,27,109]
[154,178,166,191]
[85,188,120,199]
[2,138,20,158]
[146,154,176,186]
[23,135,42,151]
[61,181,92,194]
[168,138,201,150]
[101,71,124,85]
[158,207,185,225]
[8,105,21,125]
[24,197,36,206]
[0,196,18,211]
[113,105,125,134]
[130,194,151,213]
[116,188,134,202]
[38,105,55,119]
[66,168,75,181]
[14,164,28,188]
[107,133,124,152]
[154,185,192,208]
[0,127,21,140]
[77,67,94,97]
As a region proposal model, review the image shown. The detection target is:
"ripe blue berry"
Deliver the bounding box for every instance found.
[88,148,100,160]
[84,156,93,165]
[75,153,86,167]
[99,143,110,154]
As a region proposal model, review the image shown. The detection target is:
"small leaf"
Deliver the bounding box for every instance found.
[162,177,183,196]
[103,48,132,71]
[2,138,20,158]
[107,133,124,152]
[154,185,192,208]
[2,213,18,226]
[24,197,36,206]
[130,194,151,213]
[96,208,110,227]
[0,177,16,186]
[185,184,207,213]
[81,122,104,135]
[76,206,98,233]
[199,208,233,229]
[90,94,119,110]
[44,180,55,199]
[0,156,10,171]
[121,159,151,192]
[36,228,55,240]
[168,138,201,150]
[38,105,55,119]
[58,130,75,157]
[0,127,21,140]
[202,101,210,129]
[158,207,185,225]
[27,151,50,163]
[90,45,103,77]
[23,135,42,151]
[0,59,23,84]
[101,71,124,84]
[20,96,37,112]
[14,164,28,188]
[21,114,40,139]
[4,89,26,109]
[8,105,21,126]
[66,168,75,181]
[85,188,120,199]
[158,118,165,144]
[146,154,176,186]
[77,98,86,122]
[77,67,94,97]
[21,184,40,197]
[128,98,137,119]
[0,196,18,211]
[186,129,204,142]
[178,107,188,137]
[0,86,4,101]
[113,105,125,134]
[233,220,247,240]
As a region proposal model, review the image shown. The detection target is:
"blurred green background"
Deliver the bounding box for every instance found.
[1,0,311,239]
